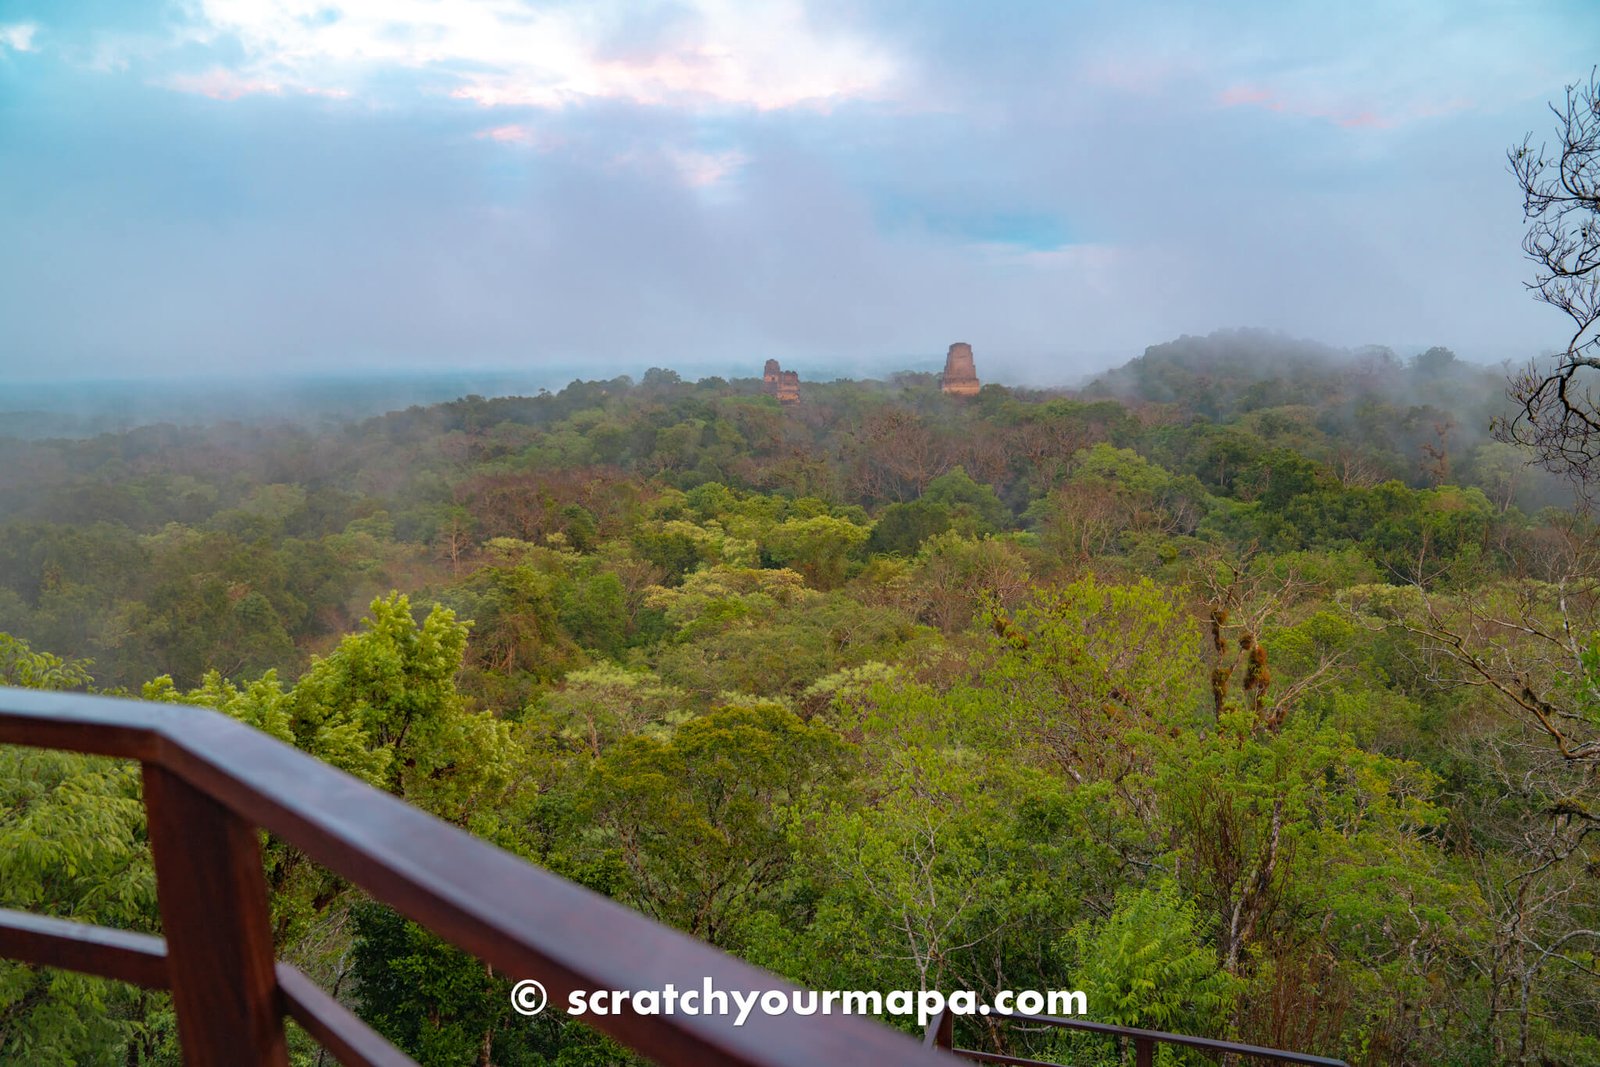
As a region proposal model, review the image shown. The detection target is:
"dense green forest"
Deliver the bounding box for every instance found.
[2,330,1597,1066]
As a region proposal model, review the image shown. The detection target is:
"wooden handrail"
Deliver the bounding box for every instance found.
[0,687,964,1067]
[276,965,422,1067]
[923,1006,1347,1067]
[0,909,170,990]
[0,909,418,1067]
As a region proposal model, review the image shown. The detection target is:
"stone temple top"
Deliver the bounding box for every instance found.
[940,342,980,396]
[762,359,800,404]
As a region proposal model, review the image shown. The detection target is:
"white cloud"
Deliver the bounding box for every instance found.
[665,147,747,188]
[0,22,39,53]
[171,0,898,110]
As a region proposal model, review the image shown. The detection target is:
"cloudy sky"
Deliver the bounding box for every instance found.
[0,1,1595,384]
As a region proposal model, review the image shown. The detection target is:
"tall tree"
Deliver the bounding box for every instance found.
[1500,71,1600,486]
[0,635,165,1066]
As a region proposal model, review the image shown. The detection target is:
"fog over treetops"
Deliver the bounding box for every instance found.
[0,328,1517,441]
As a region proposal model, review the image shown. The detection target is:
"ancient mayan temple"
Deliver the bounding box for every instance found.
[777,370,799,404]
[940,342,980,396]
[762,359,800,404]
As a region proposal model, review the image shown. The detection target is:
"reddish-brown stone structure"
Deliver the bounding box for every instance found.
[940,342,980,396]
[762,360,801,404]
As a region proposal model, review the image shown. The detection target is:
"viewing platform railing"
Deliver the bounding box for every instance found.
[923,1005,1348,1067]
[0,687,1349,1067]
[0,687,969,1067]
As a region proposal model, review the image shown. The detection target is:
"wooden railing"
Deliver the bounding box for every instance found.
[923,1006,1347,1067]
[0,687,966,1067]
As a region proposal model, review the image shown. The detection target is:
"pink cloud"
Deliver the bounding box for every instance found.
[478,124,537,144]
[1217,85,1277,108]
[473,125,570,153]
[1217,83,1397,129]
[166,67,347,102]
[598,146,747,189]
[1335,111,1390,129]
[167,67,283,100]
[1216,82,1474,131]
[665,148,747,188]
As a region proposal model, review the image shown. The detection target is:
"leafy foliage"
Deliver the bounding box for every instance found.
[1,337,1596,1064]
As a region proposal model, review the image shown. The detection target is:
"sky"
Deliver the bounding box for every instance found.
[0,0,1596,385]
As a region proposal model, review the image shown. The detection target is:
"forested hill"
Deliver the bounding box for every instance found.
[1089,329,1507,451]
[2,332,1596,1064]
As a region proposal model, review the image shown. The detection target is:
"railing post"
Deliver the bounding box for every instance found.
[922,1005,953,1049]
[1134,1035,1154,1067]
[144,764,288,1067]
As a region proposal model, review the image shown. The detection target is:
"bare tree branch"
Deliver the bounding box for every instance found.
[1496,69,1600,490]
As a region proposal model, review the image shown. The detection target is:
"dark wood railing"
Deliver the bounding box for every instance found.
[0,687,966,1067]
[923,1006,1347,1067]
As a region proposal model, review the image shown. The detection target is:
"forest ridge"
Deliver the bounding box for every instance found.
[1,329,1597,1065]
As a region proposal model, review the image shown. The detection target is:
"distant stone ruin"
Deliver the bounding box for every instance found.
[763,359,801,404]
[777,371,799,404]
[940,342,980,396]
